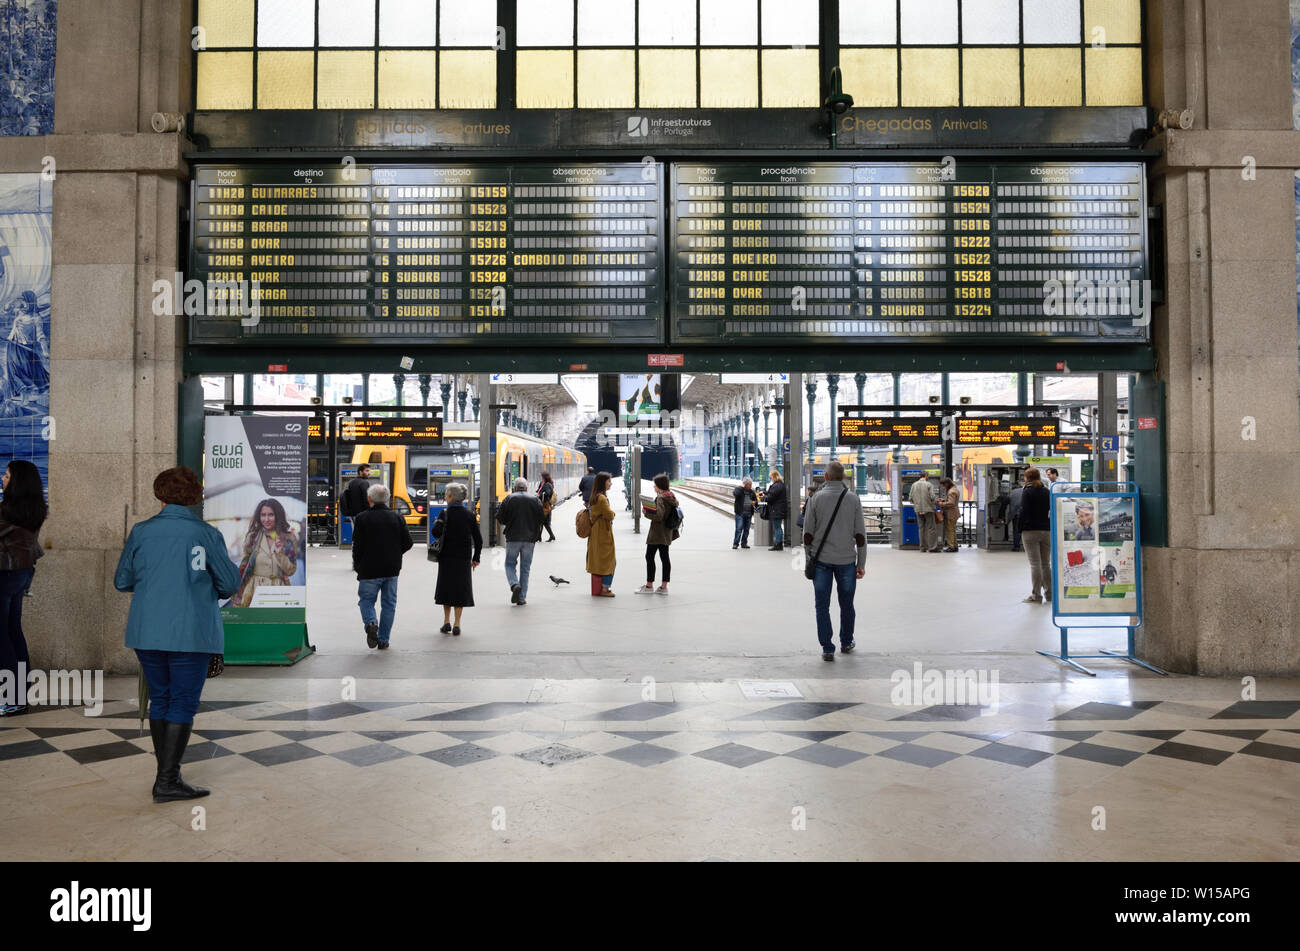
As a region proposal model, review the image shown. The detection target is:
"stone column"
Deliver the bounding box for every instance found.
[854,372,867,490]
[826,372,840,462]
[1140,0,1300,674]
[806,376,817,464]
[0,0,194,672]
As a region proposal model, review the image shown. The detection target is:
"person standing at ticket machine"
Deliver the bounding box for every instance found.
[341,463,373,519]
[938,478,961,552]
[908,476,940,553]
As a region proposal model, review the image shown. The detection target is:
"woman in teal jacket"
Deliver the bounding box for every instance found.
[115,466,242,803]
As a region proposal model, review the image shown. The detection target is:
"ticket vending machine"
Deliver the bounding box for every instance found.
[891,465,942,549]
[337,461,392,548]
[804,462,855,493]
[425,466,475,525]
[975,463,1031,549]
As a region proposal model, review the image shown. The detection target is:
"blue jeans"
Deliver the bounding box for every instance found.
[813,562,857,653]
[505,540,535,600]
[0,568,34,694]
[772,518,785,546]
[358,576,399,644]
[136,649,209,724]
[733,513,753,546]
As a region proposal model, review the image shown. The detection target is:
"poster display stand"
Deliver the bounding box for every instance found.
[1037,482,1166,677]
[205,417,314,666]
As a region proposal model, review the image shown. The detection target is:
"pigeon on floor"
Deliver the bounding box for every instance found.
[549,575,569,586]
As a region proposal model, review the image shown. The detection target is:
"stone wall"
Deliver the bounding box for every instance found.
[0,0,192,672]
[1140,0,1300,674]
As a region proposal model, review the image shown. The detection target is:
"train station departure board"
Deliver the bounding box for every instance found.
[305,418,443,444]
[838,415,1059,446]
[671,163,1148,345]
[189,163,664,345]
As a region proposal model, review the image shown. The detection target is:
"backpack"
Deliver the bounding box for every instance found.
[575,506,592,539]
[662,501,683,532]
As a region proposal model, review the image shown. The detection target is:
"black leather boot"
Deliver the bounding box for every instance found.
[149,718,166,766]
[152,721,210,803]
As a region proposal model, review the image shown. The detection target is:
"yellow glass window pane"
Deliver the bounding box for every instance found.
[517,50,574,108]
[257,51,314,109]
[761,48,819,107]
[1085,46,1142,105]
[379,51,436,108]
[1084,0,1142,45]
[197,0,254,48]
[317,51,375,109]
[962,47,1020,106]
[197,51,253,109]
[1023,47,1081,105]
[900,48,958,106]
[639,49,697,108]
[700,49,757,108]
[578,50,635,107]
[441,49,497,107]
[839,48,897,107]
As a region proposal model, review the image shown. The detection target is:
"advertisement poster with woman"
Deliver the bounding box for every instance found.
[204,417,308,613]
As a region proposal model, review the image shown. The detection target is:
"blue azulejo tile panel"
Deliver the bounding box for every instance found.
[0,1,57,136]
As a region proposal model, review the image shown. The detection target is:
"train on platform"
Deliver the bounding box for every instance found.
[307,426,587,531]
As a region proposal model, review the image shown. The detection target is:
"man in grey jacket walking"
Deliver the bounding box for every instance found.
[802,461,867,661]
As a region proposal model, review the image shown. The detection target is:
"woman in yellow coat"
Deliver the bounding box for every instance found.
[585,472,617,597]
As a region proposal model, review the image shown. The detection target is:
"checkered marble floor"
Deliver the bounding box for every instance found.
[2,687,1297,861]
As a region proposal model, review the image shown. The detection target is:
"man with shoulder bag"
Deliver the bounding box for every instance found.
[801,461,867,662]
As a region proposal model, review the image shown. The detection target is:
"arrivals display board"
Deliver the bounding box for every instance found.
[671,162,1148,344]
[189,163,663,345]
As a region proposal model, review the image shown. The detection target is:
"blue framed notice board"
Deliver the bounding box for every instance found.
[1039,483,1166,676]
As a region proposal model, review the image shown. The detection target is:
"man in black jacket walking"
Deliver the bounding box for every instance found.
[498,478,544,605]
[352,483,413,649]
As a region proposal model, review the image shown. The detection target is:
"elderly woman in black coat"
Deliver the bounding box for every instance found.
[432,482,481,636]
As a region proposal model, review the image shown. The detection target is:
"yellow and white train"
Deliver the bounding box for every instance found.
[349,426,587,527]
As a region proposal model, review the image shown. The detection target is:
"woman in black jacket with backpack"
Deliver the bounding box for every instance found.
[1018,467,1053,603]
[636,473,679,595]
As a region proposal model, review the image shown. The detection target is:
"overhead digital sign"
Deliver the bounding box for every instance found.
[838,416,1059,446]
[838,417,942,445]
[306,418,443,444]
[671,162,1147,345]
[190,163,663,346]
[1055,435,1096,453]
[955,417,1059,445]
